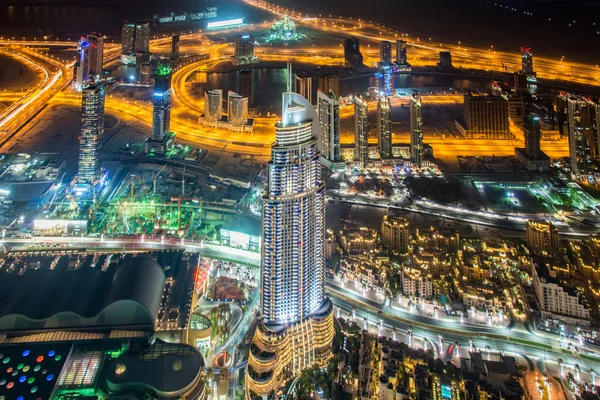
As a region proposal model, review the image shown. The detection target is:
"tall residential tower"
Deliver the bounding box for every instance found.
[354,95,369,167]
[317,90,341,166]
[410,94,423,168]
[145,64,172,154]
[247,67,334,396]
[77,83,105,185]
[87,32,104,78]
[378,96,392,158]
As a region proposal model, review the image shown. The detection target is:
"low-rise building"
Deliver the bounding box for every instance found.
[381,215,410,253]
[340,226,379,257]
[340,257,385,287]
[531,261,590,324]
[526,220,560,255]
[401,267,433,298]
[457,280,505,312]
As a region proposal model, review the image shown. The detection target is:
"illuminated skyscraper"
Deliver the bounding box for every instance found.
[204,89,223,122]
[78,83,105,185]
[75,37,90,90]
[234,35,257,65]
[378,96,392,158]
[294,73,313,103]
[520,47,536,82]
[410,94,423,167]
[380,40,393,65]
[151,65,172,141]
[317,89,341,163]
[354,95,369,166]
[378,64,394,97]
[247,66,334,396]
[87,32,104,77]
[395,40,408,65]
[227,91,249,125]
[521,47,534,75]
[524,113,541,159]
[121,22,150,58]
[562,95,600,177]
[134,22,150,53]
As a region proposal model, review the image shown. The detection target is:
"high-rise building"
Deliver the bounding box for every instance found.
[560,95,600,177]
[395,40,408,65]
[87,32,104,77]
[227,91,249,125]
[247,71,334,396]
[78,83,105,185]
[439,51,452,70]
[462,94,511,139]
[378,65,394,97]
[170,34,180,68]
[121,23,135,55]
[134,22,150,53]
[521,47,534,75]
[75,37,91,90]
[377,96,392,159]
[410,94,423,167]
[317,90,341,163]
[204,89,223,122]
[171,34,180,59]
[520,47,537,82]
[381,215,410,253]
[526,220,559,255]
[151,65,172,141]
[239,69,253,107]
[354,95,369,166]
[344,37,364,68]
[318,73,339,96]
[380,40,393,65]
[524,113,541,159]
[516,113,550,171]
[121,22,150,57]
[294,73,313,103]
[234,35,257,65]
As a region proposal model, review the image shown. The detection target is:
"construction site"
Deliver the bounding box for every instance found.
[33,160,257,240]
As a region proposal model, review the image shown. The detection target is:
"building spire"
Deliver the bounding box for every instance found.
[287,61,292,93]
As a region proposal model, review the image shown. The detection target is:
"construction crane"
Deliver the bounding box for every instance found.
[153,165,168,196]
[170,196,203,231]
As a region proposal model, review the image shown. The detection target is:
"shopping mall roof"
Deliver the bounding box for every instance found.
[105,339,205,398]
[0,256,165,333]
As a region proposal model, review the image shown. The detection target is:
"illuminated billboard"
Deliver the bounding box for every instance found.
[220,229,260,252]
[207,18,244,29]
[33,219,88,236]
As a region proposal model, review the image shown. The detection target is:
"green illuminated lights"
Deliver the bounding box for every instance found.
[155,65,173,76]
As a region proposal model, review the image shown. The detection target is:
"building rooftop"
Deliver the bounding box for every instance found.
[105,339,204,398]
[0,256,165,333]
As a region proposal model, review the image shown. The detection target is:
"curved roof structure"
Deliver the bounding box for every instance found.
[105,339,204,398]
[0,257,165,332]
